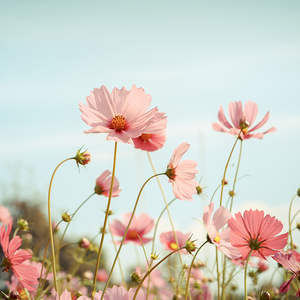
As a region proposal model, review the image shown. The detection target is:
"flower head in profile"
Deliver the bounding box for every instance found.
[203,202,241,259]
[110,213,154,245]
[94,170,121,197]
[75,147,91,167]
[0,205,13,225]
[165,142,198,201]
[0,223,39,291]
[272,252,300,297]
[132,112,167,151]
[212,101,276,140]
[160,230,191,254]
[228,209,288,260]
[79,84,167,144]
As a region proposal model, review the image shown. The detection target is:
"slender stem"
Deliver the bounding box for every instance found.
[47,157,73,292]
[184,241,208,300]
[108,220,127,289]
[132,247,185,300]
[147,152,183,264]
[100,173,166,300]
[219,132,241,207]
[244,250,253,300]
[229,140,243,212]
[57,193,95,254]
[147,197,176,299]
[288,195,297,251]
[216,247,221,300]
[291,209,300,224]
[210,184,222,202]
[92,142,118,299]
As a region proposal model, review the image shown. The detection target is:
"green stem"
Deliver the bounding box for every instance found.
[184,241,208,300]
[288,195,297,251]
[92,142,118,299]
[229,140,243,212]
[210,184,222,202]
[100,172,166,300]
[132,247,185,300]
[216,247,221,300]
[108,220,127,289]
[244,250,253,300]
[220,131,241,207]
[47,157,73,292]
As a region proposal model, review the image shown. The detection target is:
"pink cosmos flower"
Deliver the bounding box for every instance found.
[165,142,198,201]
[272,252,300,297]
[0,205,13,225]
[228,209,288,260]
[257,258,269,272]
[203,202,241,259]
[132,112,167,151]
[79,84,167,144]
[212,101,276,140]
[110,213,154,245]
[94,170,121,197]
[159,230,190,254]
[0,223,39,291]
[78,286,145,300]
[97,269,109,282]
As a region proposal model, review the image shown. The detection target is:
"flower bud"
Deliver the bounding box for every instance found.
[75,147,91,167]
[260,291,271,300]
[297,188,300,197]
[185,238,197,253]
[52,222,60,233]
[75,292,83,298]
[150,252,159,260]
[79,237,90,249]
[229,190,235,197]
[83,270,93,280]
[62,212,72,223]
[17,218,29,231]
[97,269,109,282]
[221,179,228,185]
[66,274,72,282]
[9,291,19,300]
[297,223,300,230]
[230,284,238,291]
[196,185,203,194]
[130,271,142,283]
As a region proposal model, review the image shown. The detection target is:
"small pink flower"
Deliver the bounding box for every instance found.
[79,237,90,249]
[110,213,154,245]
[94,170,121,197]
[257,258,269,272]
[212,101,276,140]
[272,252,300,297]
[0,205,13,225]
[132,112,167,151]
[0,223,39,291]
[203,202,241,259]
[80,85,167,144]
[82,286,145,300]
[165,142,198,201]
[97,269,109,282]
[159,230,190,254]
[228,209,288,260]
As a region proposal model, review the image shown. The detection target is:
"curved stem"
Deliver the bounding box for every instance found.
[57,193,95,254]
[100,172,166,299]
[216,247,220,300]
[288,195,297,251]
[244,250,253,300]
[229,140,243,212]
[147,197,176,299]
[210,184,222,203]
[132,247,185,300]
[48,157,73,292]
[92,142,118,299]
[184,241,208,300]
[147,152,183,264]
[220,132,241,207]
[108,220,127,289]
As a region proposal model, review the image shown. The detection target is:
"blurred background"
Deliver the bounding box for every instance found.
[1,0,300,295]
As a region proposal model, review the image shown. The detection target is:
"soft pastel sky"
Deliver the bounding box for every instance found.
[1,0,300,286]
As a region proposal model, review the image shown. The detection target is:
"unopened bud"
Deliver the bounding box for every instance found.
[9,291,19,300]
[230,284,238,291]
[79,237,90,249]
[221,179,228,185]
[229,190,235,197]
[297,223,300,230]
[150,252,159,260]
[185,238,197,253]
[297,188,300,197]
[173,295,182,300]
[66,274,72,282]
[196,185,203,194]
[17,219,29,231]
[62,212,72,223]
[193,260,206,268]
[75,147,91,167]
[260,291,271,300]
[75,292,83,298]
[130,271,142,283]
[83,270,93,280]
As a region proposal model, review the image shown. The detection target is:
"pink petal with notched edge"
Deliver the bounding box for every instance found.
[218,105,233,129]
[243,101,258,126]
[248,111,270,132]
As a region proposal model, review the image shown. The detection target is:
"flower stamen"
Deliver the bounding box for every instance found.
[140,133,151,141]
[111,115,126,131]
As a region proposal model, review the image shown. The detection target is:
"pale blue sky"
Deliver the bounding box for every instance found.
[1,0,300,286]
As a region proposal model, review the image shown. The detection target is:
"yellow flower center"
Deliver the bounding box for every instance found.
[128,230,137,239]
[213,233,220,243]
[170,242,178,250]
[111,115,126,131]
[140,133,151,141]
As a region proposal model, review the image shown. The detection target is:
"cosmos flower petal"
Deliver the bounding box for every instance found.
[243,101,258,126]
